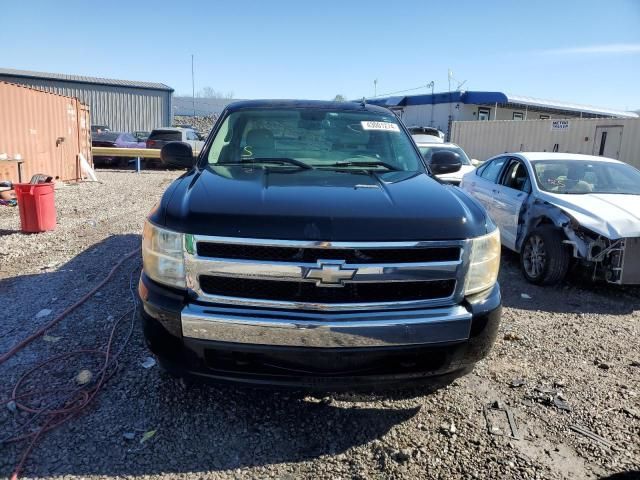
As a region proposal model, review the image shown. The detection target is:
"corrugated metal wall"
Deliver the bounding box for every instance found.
[451,118,640,169]
[0,75,171,132]
[0,82,91,183]
[399,104,586,140]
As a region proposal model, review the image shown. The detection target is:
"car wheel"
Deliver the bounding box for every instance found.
[520,226,570,285]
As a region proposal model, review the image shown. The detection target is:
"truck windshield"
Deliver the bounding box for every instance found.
[532,159,640,195]
[206,108,424,171]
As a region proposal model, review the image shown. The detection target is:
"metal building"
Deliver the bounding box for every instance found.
[367,91,638,140]
[451,118,640,169]
[0,68,173,132]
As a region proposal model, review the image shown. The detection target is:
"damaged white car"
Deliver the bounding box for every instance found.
[460,153,640,285]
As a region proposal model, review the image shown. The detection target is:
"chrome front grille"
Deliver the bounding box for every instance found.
[185,236,470,311]
[196,242,461,263]
[199,276,457,303]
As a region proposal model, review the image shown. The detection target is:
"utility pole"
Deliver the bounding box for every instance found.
[191,54,196,117]
[448,69,453,118]
[427,81,435,127]
[447,69,453,140]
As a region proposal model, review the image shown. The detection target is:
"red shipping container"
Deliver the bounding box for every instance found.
[0,81,91,184]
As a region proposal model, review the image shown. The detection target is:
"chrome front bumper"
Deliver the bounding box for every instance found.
[181,304,472,348]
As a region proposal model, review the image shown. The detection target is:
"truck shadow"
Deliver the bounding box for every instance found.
[499,249,640,315]
[111,379,422,475]
[598,473,640,480]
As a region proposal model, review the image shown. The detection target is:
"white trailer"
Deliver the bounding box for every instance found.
[451,118,640,169]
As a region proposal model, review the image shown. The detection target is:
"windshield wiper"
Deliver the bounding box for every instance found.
[323,161,400,171]
[222,157,313,169]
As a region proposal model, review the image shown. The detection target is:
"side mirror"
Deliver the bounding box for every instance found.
[161,142,195,168]
[429,151,462,175]
[471,158,482,167]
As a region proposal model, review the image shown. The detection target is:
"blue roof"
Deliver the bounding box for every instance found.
[366,91,637,118]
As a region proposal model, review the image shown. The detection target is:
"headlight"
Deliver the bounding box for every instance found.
[464,227,501,295]
[142,220,186,288]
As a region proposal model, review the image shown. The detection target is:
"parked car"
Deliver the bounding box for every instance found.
[138,100,502,389]
[91,124,110,134]
[174,124,206,138]
[417,142,476,185]
[91,132,146,167]
[146,127,204,151]
[408,126,445,143]
[460,152,640,285]
[133,131,150,142]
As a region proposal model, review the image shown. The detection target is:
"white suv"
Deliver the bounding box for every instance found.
[146,128,205,152]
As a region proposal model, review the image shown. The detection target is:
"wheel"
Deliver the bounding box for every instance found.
[520,226,570,285]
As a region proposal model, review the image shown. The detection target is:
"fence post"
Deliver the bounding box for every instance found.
[136,156,141,174]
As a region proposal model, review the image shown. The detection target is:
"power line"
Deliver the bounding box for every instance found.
[369,83,432,98]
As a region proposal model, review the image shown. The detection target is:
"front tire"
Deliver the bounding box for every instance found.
[520,226,570,285]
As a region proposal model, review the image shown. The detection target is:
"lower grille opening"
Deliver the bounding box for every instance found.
[199,276,456,303]
[203,346,450,376]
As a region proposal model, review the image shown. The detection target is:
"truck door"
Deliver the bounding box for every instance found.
[593,126,623,159]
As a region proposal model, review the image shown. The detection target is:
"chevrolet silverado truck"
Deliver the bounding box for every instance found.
[138,100,502,389]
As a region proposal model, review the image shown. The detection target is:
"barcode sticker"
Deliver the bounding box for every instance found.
[361,121,401,132]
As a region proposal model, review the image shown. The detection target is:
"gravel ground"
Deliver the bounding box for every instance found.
[1,170,638,480]
[173,115,216,135]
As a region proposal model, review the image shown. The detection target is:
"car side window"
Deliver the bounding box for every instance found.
[475,160,491,176]
[479,156,508,183]
[501,160,531,193]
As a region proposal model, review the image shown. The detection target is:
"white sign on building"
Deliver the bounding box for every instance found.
[551,120,569,131]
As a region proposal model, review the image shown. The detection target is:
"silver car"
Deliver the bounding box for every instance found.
[416,142,477,185]
[460,152,640,285]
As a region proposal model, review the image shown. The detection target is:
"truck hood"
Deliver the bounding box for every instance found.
[159,165,489,241]
[540,191,640,239]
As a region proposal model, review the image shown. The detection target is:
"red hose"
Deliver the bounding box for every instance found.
[1,247,141,479]
[0,248,140,365]
[7,310,130,479]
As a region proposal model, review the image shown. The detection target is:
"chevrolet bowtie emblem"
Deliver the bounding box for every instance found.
[304,261,357,287]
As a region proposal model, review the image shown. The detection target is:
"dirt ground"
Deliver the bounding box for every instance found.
[1,170,638,480]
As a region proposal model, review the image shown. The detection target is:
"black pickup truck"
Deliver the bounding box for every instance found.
[138,100,501,389]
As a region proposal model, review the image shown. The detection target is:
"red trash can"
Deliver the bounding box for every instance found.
[14,183,57,233]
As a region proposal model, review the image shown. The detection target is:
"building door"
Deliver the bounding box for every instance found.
[593,126,623,159]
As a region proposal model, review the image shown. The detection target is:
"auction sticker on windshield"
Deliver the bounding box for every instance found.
[361,121,400,132]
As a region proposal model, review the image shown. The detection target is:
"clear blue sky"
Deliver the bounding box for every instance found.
[1,0,639,110]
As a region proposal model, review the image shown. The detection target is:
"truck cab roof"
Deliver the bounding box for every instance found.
[225,99,392,115]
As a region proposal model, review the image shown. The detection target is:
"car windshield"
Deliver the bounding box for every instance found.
[419,146,471,166]
[532,159,640,195]
[149,130,182,141]
[206,108,424,171]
